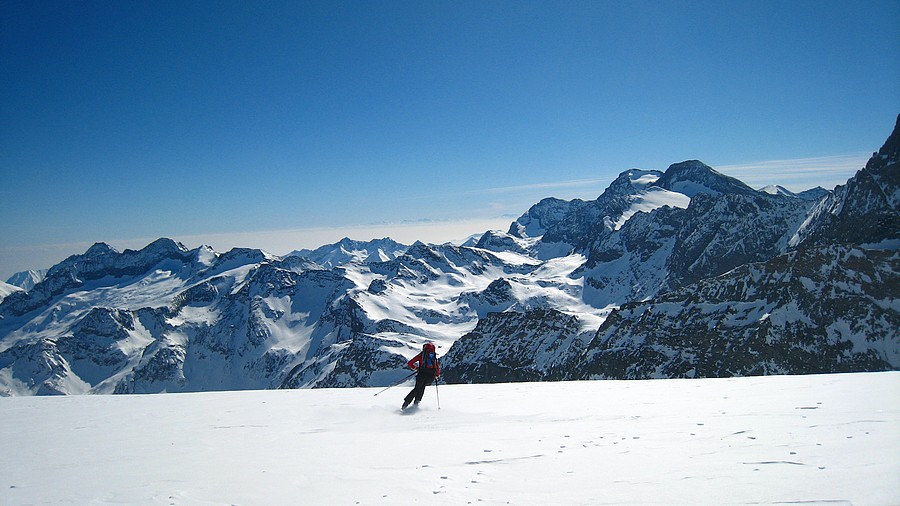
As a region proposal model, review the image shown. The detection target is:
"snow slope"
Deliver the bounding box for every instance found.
[0,281,22,302]
[1,372,897,505]
[4,269,46,292]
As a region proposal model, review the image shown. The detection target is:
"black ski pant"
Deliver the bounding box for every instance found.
[404,369,436,405]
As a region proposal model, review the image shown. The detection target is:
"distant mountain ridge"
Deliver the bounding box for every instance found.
[1,116,898,395]
[759,185,829,201]
[4,269,46,292]
[287,237,408,268]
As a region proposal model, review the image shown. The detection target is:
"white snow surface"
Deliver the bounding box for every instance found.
[1,372,897,505]
[613,186,691,230]
[0,280,22,302]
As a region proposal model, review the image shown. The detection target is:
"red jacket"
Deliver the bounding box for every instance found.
[408,351,441,378]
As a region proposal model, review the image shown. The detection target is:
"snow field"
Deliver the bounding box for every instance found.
[1,372,897,505]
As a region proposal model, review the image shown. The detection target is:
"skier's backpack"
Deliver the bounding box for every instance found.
[423,343,438,369]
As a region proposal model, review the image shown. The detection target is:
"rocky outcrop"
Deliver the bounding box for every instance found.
[563,246,899,379]
[442,309,586,383]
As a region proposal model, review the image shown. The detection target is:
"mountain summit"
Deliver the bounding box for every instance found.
[791,114,900,249]
[653,160,757,197]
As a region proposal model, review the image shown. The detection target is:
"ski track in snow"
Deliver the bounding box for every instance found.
[1,372,898,505]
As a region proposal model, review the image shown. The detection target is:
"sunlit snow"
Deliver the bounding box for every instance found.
[613,187,691,230]
[1,372,896,505]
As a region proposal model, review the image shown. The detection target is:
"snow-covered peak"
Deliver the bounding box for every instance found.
[45,238,192,279]
[795,186,830,202]
[654,160,757,197]
[193,245,218,267]
[603,169,664,198]
[5,269,47,291]
[759,184,795,197]
[0,280,23,302]
[209,247,274,273]
[474,230,531,255]
[508,197,583,239]
[457,233,483,248]
[84,242,119,257]
[759,185,831,202]
[289,237,407,268]
[123,238,187,257]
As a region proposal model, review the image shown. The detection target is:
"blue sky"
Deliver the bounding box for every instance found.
[1,0,898,280]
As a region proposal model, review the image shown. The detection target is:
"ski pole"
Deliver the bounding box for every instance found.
[373,370,417,397]
[434,379,441,410]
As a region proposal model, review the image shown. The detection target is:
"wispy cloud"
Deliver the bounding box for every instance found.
[399,176,614,203]
[716,153,869,192]
[472,177,614,196]
[424,153,869,204]
[431,152,869,200]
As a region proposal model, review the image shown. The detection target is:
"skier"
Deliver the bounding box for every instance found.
[402,342,441,410]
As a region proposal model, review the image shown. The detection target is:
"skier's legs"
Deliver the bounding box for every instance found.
[404,373,427,406]
[403,382,419,404]
[413,370,435,403]
[412,374,426,403]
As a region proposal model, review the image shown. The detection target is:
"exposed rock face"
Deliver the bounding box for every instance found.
[561,246,898,380]
[442,309,586,383]
[664,192,813,288]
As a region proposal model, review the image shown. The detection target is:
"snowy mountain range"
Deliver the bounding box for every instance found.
[287,237,408,268]
[1,116,897,395]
